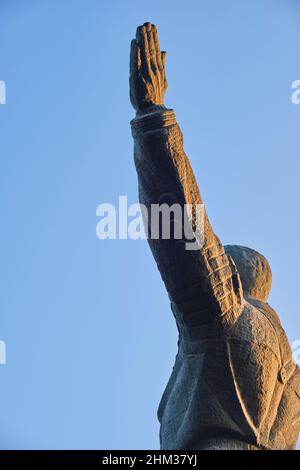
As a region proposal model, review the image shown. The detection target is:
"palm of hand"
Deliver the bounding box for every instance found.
[130,22,168,113]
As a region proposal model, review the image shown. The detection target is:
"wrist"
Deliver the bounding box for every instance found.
[136,104,167,117]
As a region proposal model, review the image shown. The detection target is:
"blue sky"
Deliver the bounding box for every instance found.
[0,0,300,449]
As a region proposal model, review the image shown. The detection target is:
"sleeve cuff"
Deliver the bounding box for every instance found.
[130,109,176,135]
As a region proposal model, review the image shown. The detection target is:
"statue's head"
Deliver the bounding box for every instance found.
[224,245,272,303]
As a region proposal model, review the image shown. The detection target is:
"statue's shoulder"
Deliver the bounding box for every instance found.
[250,298,295,367]
[226,299,282,362]
[227,296,295,371]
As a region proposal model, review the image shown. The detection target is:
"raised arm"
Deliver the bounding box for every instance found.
[130,23,243,328]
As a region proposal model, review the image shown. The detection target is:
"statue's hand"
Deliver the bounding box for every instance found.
[130,22,168,114]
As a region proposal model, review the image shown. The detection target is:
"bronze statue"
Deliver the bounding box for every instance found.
[129,22,300,450]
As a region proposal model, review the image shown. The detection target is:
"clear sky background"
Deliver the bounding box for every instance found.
[1,0,300,450]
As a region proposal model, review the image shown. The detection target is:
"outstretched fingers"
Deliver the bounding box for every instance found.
[161,50,167,86]
[152,24,160,51]
[152,24,163,72]
[129,39,138,108]
[130,39,137,78]
[144,23,159,75]
[144,22,155,52]
[136,25,152,79]
[130,39,143,109]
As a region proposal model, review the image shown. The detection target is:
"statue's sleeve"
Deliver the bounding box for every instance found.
[131,108,243,328]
